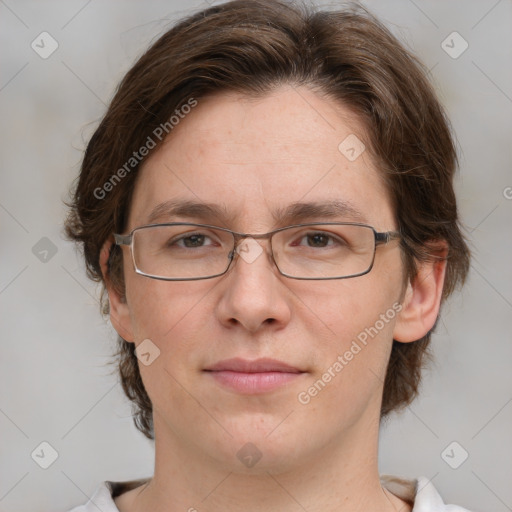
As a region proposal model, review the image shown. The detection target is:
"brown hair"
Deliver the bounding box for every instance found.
[65,0,470,440]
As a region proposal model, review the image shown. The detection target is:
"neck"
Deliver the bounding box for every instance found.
[120,409,410,512]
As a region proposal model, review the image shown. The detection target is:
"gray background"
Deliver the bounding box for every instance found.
[1,1,511,511]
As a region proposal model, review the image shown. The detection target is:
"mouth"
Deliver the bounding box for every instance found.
[203,358,306,394]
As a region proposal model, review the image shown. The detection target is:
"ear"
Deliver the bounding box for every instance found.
[393,243,448,343]
[99,238,135,343]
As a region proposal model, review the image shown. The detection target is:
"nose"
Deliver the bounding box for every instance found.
[214,237,292,333]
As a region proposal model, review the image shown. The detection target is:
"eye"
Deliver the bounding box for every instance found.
[168,232,216,249]
[305,233,332,248]
[292,231,345,248]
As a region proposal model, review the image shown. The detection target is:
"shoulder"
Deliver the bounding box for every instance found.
[381,475,473,512]
[67,479,150,512]
[67,481,114,512]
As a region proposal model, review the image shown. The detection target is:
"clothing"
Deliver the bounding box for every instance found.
[68,475,472,511]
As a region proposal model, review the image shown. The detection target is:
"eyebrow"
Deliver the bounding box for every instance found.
[146,199,236,225]
[273,199,367,225]
[145,198,367,227]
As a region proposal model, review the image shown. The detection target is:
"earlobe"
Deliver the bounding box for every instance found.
[393,247,448,343]
[99,238,135,343]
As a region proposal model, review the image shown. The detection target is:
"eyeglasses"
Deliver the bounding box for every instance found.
[114,222,400,281]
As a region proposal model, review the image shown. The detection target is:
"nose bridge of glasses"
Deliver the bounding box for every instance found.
[229,231,276,268]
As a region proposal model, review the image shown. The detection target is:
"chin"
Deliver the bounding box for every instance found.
[202,424,310,475]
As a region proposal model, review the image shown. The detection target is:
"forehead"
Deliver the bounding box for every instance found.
[128,85,394,231]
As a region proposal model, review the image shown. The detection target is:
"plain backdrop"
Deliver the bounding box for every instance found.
[1,1,511,511]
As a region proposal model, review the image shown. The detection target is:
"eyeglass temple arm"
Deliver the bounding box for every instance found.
[375,231,401,245]
[114,233,132,246]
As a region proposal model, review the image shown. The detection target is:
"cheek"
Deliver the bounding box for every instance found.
[299,302,398,428]
[125,275,214,341]
[124,277,212,408]
[296,269,402,405]
[295,268,400,344]
[123,277,222,403]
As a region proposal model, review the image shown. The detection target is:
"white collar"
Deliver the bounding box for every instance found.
[71,475,472,512]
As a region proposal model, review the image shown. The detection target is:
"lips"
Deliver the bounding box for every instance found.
[204,357,303,373]
[203,358,305,394]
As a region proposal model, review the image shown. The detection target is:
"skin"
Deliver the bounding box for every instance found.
[100,85,446,512]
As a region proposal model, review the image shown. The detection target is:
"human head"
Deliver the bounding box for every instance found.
[65,0,469,441]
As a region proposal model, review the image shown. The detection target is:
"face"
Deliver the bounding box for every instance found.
[110,85,409,472]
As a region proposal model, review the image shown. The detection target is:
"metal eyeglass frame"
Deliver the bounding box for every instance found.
[114,222,401,281]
